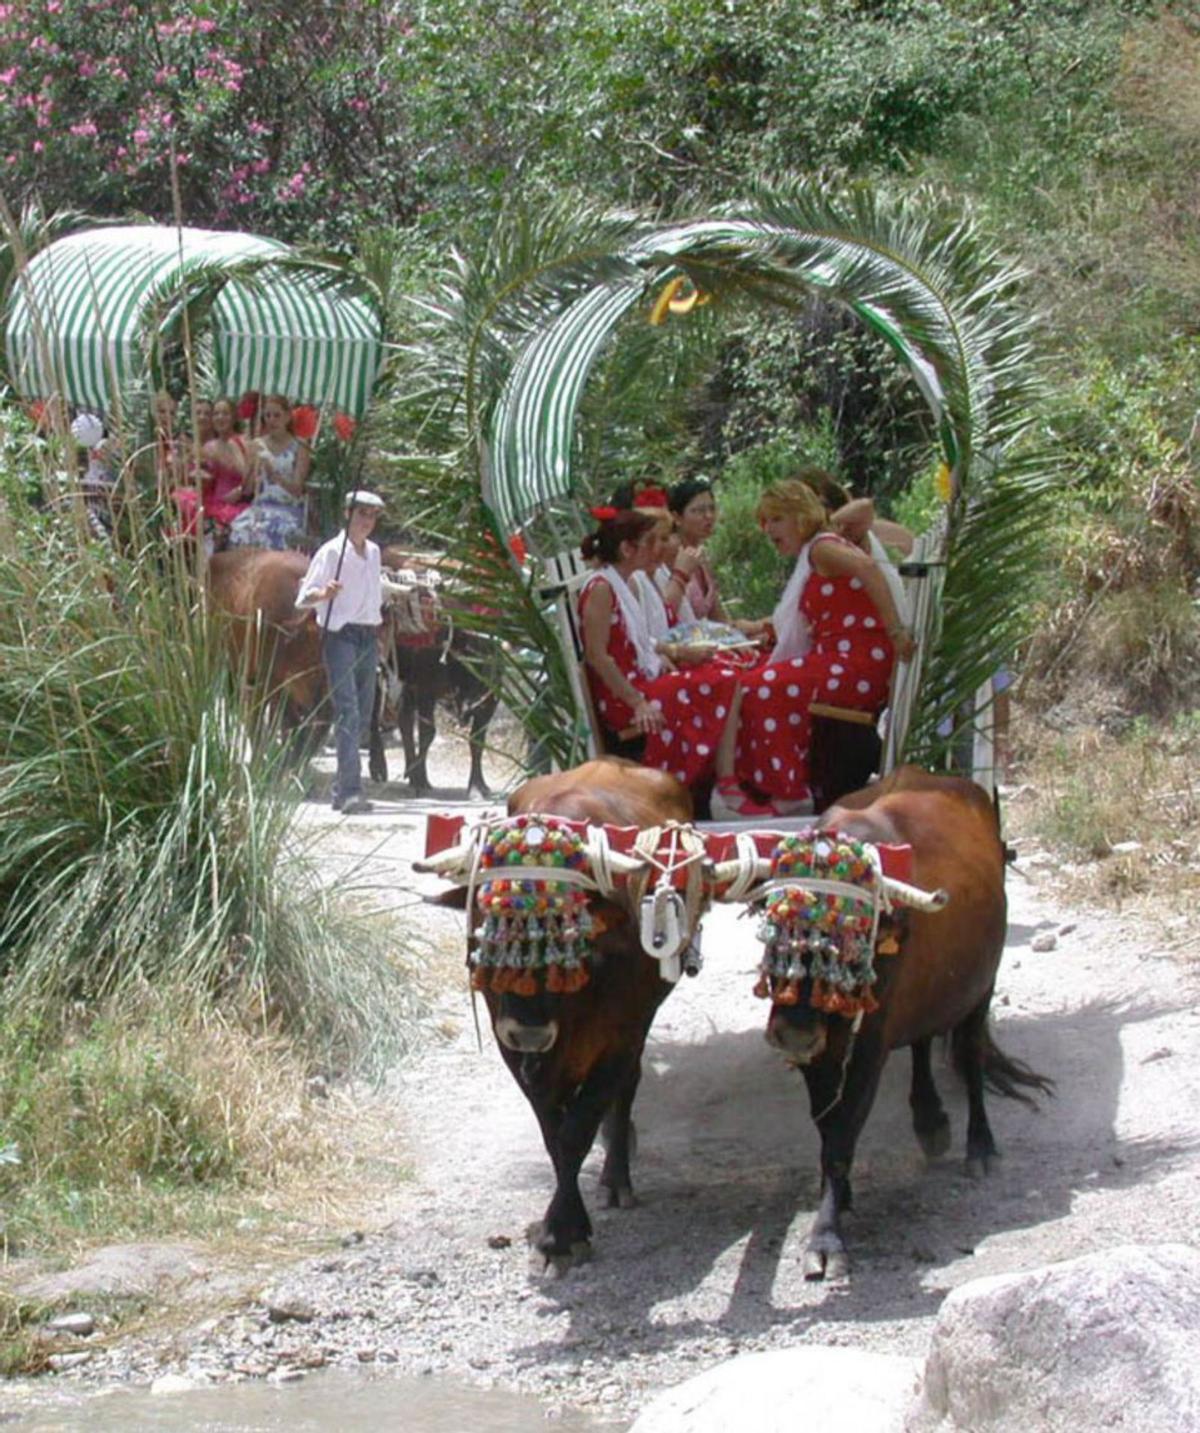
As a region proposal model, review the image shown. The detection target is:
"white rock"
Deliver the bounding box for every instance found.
[905,1244,1200,1432]
[150,1373,197,1395]
[46,1312,95,1336]
[1030,931,1058,952]
[1110,840,1143,854]
[630,1346,919,1433]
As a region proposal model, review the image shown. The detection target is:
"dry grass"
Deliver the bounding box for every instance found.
[1002,697,1200,948]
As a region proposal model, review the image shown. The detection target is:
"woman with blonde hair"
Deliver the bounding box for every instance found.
[715,478,916,818]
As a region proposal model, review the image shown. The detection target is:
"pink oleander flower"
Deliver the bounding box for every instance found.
[69,120,97,137]
[0,67,16,86]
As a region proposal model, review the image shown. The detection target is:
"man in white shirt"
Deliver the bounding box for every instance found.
[296,491,385,814]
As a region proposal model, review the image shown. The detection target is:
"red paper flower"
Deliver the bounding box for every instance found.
[634,486,668,509]
[237,391,260,421]
[28,399,46,429]
[332,411,357,443]
[507,531,528,564]
[589,505,618,522]
[292,404,319,440]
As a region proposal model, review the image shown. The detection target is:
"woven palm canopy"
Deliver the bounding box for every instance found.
[6,225,383,418]
[486,217,966,546]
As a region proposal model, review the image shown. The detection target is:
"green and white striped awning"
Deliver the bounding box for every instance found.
[6,225,383,418]
[487,218,955,541]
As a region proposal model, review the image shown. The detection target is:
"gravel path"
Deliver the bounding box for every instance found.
[15,737,1200,1425]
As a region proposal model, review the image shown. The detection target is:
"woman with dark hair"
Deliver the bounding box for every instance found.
[714,479,916,818]
[667,476,725,621]
[578,508,740,787]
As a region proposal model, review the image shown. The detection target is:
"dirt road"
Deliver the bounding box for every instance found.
[15,745,1200,1425]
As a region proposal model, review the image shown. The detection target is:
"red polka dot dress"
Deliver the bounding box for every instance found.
[579,574,740,787]
[734,534,895,801]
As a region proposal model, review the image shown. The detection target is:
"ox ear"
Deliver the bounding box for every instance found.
[421,886,470,911]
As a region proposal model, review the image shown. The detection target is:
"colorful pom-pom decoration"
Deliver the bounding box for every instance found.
[469,817,595,995]
[752,830,889,1015]
[332,411,357,443]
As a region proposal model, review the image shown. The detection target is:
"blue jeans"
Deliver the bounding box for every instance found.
[322,624,378,803]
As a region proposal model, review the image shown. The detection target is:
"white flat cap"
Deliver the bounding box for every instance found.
[344,490,385,510]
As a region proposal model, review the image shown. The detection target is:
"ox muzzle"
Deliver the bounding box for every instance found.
[494,993,560,1054]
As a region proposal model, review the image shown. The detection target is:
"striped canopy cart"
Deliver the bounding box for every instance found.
[460,186,1053,781]
[5,225,384,421]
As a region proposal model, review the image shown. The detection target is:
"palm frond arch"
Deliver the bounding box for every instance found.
[457,181,1053,766]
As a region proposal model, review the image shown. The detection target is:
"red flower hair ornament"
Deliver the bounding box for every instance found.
[589,505,618,522]
[634,486,668,509]
[291,405,319,440]
[237,391,260,421]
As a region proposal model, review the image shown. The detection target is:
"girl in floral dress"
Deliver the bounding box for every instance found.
[716,479,916,818]
[578,509,740,789]
[228,394,310,550]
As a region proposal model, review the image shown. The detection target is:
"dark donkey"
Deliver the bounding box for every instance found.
[370,547,498,796]
[761,765,1052,1281]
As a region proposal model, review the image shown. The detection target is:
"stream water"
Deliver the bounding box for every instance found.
[3,1369,624,1431]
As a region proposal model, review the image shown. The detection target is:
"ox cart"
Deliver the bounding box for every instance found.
[417,187,1052,1274]
[4,222,386,535]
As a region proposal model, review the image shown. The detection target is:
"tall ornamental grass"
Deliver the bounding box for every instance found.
[0,502,418,1076]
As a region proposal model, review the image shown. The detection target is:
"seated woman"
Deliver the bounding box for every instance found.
[172,396,252,548]
[578,508,740,788]
[666,477,725,621]
[715,479,916,818]
[228,394,310,550]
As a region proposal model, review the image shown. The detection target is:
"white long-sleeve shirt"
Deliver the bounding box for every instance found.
[296,532,383,630]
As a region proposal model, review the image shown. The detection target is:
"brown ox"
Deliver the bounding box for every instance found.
[763,765,1052,1280]
[480,758,692,1265]
[208,549,328,752]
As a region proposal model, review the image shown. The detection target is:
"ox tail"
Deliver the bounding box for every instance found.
[953,1018,1055,1110]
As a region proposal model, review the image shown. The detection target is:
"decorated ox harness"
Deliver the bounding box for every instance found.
[419,814,948,1007]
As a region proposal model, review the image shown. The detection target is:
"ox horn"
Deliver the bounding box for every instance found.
[413,844,477,879]
[881,877,950,912]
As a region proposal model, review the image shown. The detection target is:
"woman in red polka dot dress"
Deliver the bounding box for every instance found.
[579,508,741,789]
[717,480,916,817]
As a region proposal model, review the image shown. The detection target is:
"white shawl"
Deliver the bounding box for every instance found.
[632,568,672,642]
[598,566,663,678]
[868,531,911,629]
[769,540,814,665]
[654,564,696,624]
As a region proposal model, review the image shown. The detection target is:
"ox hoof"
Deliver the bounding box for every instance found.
[804,1246,850,1283]
[535,1240,593,1277]
[916,1119,952,1160]
[601,1184,637,1210]
[368,756,389,783]
[964,1153,994,1180]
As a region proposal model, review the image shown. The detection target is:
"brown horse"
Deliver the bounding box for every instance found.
[763,765,1052,1280]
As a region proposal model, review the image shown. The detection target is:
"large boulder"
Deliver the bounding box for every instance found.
[906,1244,1200,1432]
[630,1346,920,1433]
